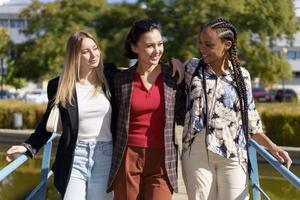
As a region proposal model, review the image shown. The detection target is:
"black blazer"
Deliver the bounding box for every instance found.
[24,63,118,197]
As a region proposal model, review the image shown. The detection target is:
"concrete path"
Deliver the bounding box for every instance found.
[172,126,188,200]
[172,158,188,200]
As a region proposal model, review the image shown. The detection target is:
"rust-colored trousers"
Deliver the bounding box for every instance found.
[113,146,173,200]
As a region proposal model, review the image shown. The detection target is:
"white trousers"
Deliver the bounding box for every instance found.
[182,133,249,200]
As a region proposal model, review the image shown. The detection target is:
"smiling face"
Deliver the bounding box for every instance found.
[80,37,100,70]
[131,29,164,67]
[199,27,231,67]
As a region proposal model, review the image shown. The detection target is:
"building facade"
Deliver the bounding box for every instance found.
[0,0,30,44]
[271,0,300,96]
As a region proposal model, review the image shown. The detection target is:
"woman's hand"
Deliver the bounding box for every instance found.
[169,58,184,84]
[252,132,292,169]
[6,145,27,162]
[270,146,292,169]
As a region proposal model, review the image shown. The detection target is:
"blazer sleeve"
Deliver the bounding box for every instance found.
[103,62,118,90]
[175,78,186,126]
[23,77,59,158]
[103,62,120,143]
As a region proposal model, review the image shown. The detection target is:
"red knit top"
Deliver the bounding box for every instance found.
[127,72,165,148]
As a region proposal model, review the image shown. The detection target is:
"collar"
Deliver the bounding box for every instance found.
[206,60,234,77]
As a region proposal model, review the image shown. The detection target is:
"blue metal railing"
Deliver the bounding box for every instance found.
[249,139,300,200]
[1,135,300,199]
[0,133,59,199]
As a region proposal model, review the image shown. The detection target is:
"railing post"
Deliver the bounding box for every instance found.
[40,140,53,199]
[1,133,59,200]
[249,139,300,190]
[26,139,53,200]
[249,143,261,200]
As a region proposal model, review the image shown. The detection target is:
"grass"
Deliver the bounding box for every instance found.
[256,102,300,113]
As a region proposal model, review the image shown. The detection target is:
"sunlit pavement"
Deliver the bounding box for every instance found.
[172,125,188,200]
[172,158,188,200]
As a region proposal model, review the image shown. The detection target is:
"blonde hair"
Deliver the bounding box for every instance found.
[54,31,109,107]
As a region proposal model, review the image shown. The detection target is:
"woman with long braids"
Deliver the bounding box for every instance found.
[181,18,292,200]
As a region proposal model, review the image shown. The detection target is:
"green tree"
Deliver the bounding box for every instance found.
[138,0,298,84]
[94,3,147,66]
[0,28,25,89]
[12,0,108,82]
[3,60,27,89]
[0,28,10,56]
[11,0,298,85]
[12,0,147,78]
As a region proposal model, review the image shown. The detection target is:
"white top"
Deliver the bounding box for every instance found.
[76,83,112,141]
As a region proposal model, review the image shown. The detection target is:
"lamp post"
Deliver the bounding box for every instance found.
[280,47,288,102]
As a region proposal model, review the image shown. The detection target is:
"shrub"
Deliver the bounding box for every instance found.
[257,103,300,147]
[0,101,299,146]
[0,100,46,129]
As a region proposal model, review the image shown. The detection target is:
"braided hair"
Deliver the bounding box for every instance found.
[202,18,250,156]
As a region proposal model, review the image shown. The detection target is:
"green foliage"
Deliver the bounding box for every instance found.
[257,103,300,146]
[139,0,298,83]
[0,100,299,148]
[3,60,27,89]
[0,100,46,129]
[0,28,11,56]
[12,0,108,82]
[0,29,25,88]
[94,3,147,66]
[8,0,299,85]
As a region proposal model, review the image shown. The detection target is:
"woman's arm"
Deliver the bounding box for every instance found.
[15,78,59,159]
[251,132,292,169]
[169,58,185,84]
[169,58,186,125]
[244,69,292,169]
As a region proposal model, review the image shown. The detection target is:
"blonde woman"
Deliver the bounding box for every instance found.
[6,31,114,200]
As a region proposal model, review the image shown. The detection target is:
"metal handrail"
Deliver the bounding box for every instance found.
[249,140,300,189]
[0,133,59,199]
[252,183,271,200]
[0,154,28,181]
[2,135,299,199]
[249,139,300,200]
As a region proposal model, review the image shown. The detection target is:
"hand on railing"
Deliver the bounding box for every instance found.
[5,145,27,162]
[251,132,293,169]
[270,146,292,169]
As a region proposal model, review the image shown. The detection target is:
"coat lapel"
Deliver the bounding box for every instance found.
[161,64,176,132]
